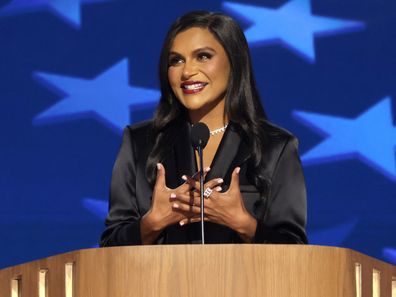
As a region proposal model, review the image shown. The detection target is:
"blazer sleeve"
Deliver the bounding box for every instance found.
[100,127,143,246]
[254,136,308,244]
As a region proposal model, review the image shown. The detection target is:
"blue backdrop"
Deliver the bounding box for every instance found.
[1,0,395,269]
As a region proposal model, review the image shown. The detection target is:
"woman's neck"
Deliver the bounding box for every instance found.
[188,99,228,131]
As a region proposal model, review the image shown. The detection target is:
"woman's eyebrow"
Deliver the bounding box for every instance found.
[192,46,216,54]
[169,46,217,57]
[169,51,182,57]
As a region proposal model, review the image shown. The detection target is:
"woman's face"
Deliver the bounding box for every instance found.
[167,27,231,113]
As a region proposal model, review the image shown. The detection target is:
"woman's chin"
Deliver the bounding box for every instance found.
[179,98,207,112]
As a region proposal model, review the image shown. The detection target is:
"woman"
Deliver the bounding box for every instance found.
[100,11,307,246]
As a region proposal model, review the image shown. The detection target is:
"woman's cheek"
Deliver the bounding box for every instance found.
[202,63,217,77]
[167,68,177,86]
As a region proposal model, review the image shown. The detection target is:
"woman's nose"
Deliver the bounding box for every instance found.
[182,60,198,79]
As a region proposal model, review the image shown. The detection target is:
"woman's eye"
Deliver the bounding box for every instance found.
[168,56,183,66]
[197,52,212,61]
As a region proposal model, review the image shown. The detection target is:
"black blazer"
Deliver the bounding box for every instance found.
[100,120,307,246]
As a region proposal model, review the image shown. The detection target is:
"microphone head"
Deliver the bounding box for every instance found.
[190,122,210,149]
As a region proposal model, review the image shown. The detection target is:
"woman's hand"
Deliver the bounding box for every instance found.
[140,163,209,244]
[142,163,195,230]
[173,167,258,242]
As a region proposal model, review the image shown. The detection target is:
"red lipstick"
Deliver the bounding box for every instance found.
[180,81,208,94]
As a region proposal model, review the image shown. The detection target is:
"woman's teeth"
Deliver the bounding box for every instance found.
[183,83,206,90]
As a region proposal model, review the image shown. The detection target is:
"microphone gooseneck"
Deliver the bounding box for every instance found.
[190,122,210,244]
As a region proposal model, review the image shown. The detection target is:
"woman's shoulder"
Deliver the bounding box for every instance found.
[260,119,297,145]
[258,120,301,176]
[124,119,153,140]
[126,119,153,132]
[257,120,301,167]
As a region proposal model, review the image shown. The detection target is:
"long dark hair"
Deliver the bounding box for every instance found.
[146,11,271,198]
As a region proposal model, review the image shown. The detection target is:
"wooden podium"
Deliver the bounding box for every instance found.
[0,245,395,297]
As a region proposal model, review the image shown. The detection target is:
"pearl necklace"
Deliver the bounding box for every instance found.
[210,124,228,136]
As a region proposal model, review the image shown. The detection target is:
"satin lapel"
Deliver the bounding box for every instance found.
[174,121,197,182]
[205,123,247,183]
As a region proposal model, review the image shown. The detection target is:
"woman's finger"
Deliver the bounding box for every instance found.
[191,167,211,180]
[177,179,194,193]
[154,163,167,189]
[204,178,224,191]
[187,177,224,193]
[181,167,211,189]
[172,202,200,214]
[170,192,200,206]
[228,167,241,192]
[189,186,223,199]
[181,174,199,190]
[179,216,209,226]
[176,166,211,193]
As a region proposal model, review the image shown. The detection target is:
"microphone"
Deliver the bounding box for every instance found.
[190,122,210,244]
[190,122,210,149]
